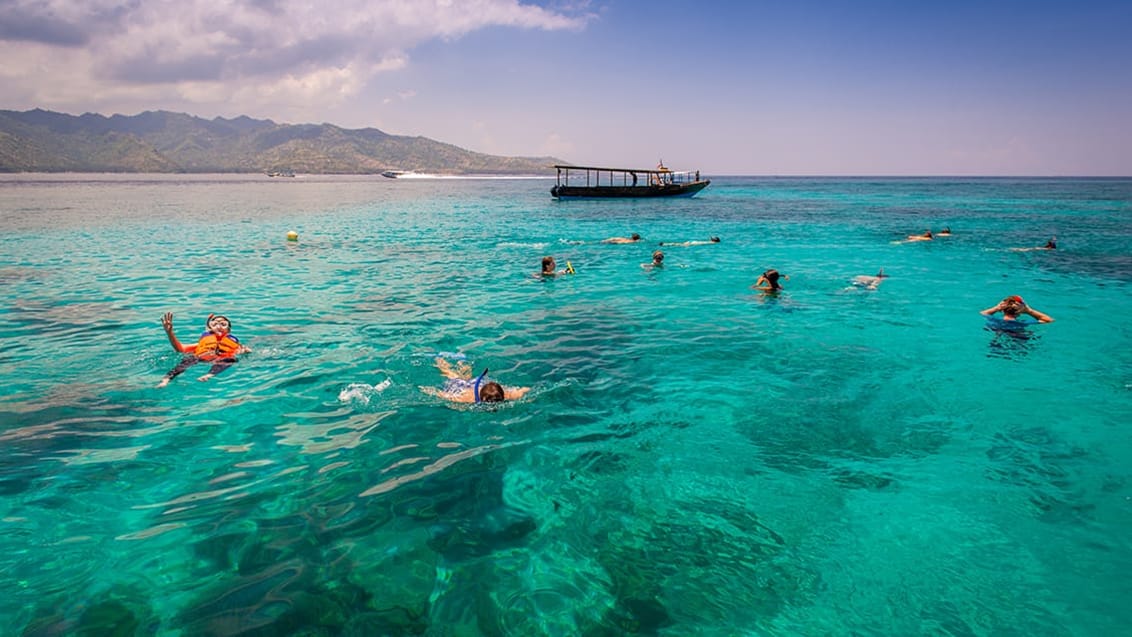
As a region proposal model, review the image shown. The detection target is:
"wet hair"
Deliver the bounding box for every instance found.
[710,237,720,242]
[1045,238,1057,249]
[1002,296,1026,316]
[631,233,641,240]
[541,256,556,273]
[479,381,505,403]
[763,269,782,289]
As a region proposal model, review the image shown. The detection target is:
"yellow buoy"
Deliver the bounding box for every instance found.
[286,230,299,241]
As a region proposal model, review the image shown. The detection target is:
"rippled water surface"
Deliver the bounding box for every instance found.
[2,173,1131,635]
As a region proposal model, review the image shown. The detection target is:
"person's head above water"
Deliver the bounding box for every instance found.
[763,269,782,288]
[652,250,664,264]
[206,314,231,334]
[710,237,720,243]
[478,381,505,403]
[541,256,556,274]
[1045,237,1057,249]
[1001,295,1026,316]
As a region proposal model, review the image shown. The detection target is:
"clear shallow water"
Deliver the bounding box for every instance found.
[1,173,1131,635]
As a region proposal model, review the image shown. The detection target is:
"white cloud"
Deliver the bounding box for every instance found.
[0,0,590,120]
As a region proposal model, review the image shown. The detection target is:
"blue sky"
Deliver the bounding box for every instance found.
[2,0,1129,175]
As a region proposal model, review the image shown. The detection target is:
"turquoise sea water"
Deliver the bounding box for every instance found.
[2,173,1131,636]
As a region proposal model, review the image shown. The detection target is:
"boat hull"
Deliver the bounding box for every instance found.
[551,180,710,200]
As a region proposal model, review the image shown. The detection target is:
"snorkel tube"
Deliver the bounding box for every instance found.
[472,368,489,403]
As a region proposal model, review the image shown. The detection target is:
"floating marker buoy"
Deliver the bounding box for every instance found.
[286,230,299,241]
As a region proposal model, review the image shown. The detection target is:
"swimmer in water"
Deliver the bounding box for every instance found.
[905,229,933,242]
[659,237,720,247]
[420,357,530,403]
[158,312,251,387]
[752,268,787,293]
[641,250,665,270]
[851,268,889,290]
[603,233,641,244]
[537,256,574,278]
[1010,236,1057,252]
[980,295,1054,323]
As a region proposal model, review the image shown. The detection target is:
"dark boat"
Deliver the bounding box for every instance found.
[550,163,709,199]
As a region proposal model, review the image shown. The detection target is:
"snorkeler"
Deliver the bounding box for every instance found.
[538,256,574,277]
[752,268,788,293]
[1009,236,1058,252]
[158,312,251,387]
[658,237,721,247]
[421,357,530,404]
[641,250,665,269]
[980,295,1054,323]
[906,229,933,241]
[603,233,641,244]
[851,268,889,290]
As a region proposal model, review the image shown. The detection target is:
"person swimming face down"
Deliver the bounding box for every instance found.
[478,381,505,403]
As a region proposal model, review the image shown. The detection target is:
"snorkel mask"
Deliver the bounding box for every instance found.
[206,313,231,333]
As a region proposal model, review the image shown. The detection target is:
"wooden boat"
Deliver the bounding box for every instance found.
[550,163,709,199]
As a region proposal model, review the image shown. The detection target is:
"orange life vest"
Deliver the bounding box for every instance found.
[194,332,242,360]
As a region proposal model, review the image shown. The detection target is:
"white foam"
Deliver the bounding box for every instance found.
[339,379,392,405]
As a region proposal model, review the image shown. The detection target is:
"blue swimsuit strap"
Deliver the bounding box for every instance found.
[473,368,489,403]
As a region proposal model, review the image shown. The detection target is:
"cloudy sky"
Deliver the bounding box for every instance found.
[2,0,1130,175]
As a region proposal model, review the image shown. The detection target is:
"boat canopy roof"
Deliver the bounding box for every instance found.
[554,164,687,175]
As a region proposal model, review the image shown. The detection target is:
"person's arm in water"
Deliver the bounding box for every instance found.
[504,386,531,400]
[161,312,195,353]
[419,385,448,400]
[979,302,1005,316]
[1022,305,1054,323]
[434,357,471,379]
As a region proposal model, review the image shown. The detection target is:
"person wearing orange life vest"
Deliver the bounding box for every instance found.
[157,312,251,387]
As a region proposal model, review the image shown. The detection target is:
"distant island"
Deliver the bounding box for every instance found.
[0,108,564,175]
